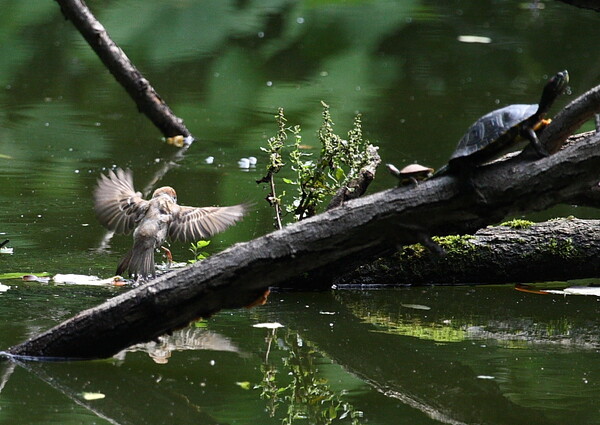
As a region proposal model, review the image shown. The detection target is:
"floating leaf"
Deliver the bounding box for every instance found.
[0,272,50,280]
[235,381,251,390]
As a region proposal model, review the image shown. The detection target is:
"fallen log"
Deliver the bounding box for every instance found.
[5,128,600,359]
[335,217,600,286]
[6,74,600,359]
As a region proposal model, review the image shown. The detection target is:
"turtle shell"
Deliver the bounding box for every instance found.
[450,104,538,163]
[399,163,434,176]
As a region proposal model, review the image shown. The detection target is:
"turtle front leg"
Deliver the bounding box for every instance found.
[524,127,549,158]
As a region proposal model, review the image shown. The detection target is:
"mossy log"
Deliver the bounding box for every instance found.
[335,218,600,286]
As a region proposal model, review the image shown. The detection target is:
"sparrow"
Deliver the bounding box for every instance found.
[93,168,248,280]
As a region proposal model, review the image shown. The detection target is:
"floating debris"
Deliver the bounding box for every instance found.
[205,156,214,165]
[544,286,600,296]
[0,283,9,292]
[53,274,127,286]
[252,322,284,329]
[238,158,251,169]
[22,275,50,284]
[82,392,106,401]
[401,303,431,311]
[0,239,12,254]
[458,35,492,44]
[166,135,193,148]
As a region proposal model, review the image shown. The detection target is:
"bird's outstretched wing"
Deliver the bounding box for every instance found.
[168,203,248,242]
[93,168,149,234]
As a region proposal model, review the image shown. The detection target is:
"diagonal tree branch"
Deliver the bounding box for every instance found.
[55,0,192,139]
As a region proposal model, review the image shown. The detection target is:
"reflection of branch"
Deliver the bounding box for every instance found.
[96,144,191,251]
[55,0,192,139]
[140,145,191,197]
[13,359,124,425]
[0,360,15,394]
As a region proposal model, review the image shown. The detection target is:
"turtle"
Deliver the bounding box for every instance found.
[438,70,569,176]
[387,163,434,186]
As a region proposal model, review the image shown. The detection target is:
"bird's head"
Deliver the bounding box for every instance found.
[152,186,177,203]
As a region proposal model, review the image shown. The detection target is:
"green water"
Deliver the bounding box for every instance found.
[1,0,600,423]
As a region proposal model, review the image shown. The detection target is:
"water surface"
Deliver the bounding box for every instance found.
[1,0,600,423]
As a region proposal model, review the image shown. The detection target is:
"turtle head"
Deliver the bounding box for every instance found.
[538,70,569,113]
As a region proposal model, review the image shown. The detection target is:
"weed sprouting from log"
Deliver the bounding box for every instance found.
[188,240,211,263]
[258,102,372,227]
[257,108,287,229]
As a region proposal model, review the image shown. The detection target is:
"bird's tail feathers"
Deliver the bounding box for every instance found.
[116,246,155,280]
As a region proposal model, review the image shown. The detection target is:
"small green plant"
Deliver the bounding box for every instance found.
[258,102,374,227]
[188,240,211,263]
[257,107,287,229]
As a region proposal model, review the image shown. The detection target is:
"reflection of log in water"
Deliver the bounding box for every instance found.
[336,286,600,351]
[10,358,223,425]
[276,292,560,425]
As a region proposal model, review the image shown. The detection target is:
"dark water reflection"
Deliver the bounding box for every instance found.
[2,286,600,424]
[2,0,600,423]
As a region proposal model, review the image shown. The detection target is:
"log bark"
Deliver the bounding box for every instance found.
[335,218,600,286]
[55,0,192,139]
[327,145,381,209]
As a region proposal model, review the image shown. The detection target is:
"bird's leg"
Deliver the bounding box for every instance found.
[160,246,173,268]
